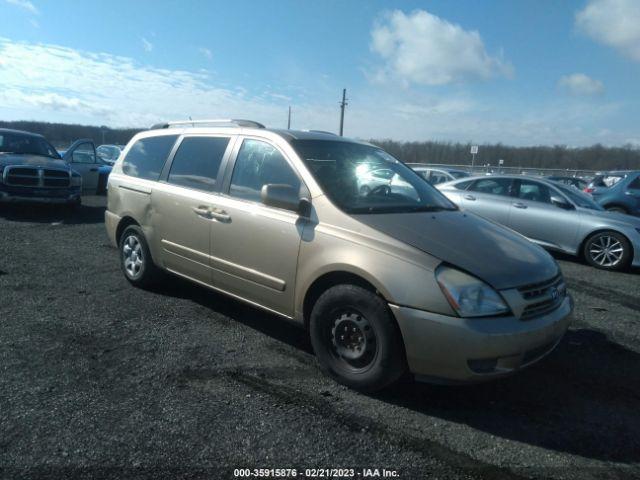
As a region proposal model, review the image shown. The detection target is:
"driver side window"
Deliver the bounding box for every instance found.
[517,180,551,204]
[229,139,301,203]
[71,143,96,164]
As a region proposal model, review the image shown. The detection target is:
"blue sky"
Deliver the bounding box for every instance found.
[1,0,639,146]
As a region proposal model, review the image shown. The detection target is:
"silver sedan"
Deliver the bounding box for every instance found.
[438,175,640,271]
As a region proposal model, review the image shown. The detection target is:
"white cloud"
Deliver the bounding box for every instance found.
[558,73,604,96]
[576,0,640,61]
[370,9,512,86]
[141,37,153,52]
[0,37,634,146]
[5,0,38,14]
[198,47,212,60]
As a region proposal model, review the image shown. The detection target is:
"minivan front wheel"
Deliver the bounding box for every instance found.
[583,231,632,271]
[309,284,406,392]
[119,225,160,287]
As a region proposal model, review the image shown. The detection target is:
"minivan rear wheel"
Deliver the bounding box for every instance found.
[583,231,632,271]
[119,225,160,287]
[309,284,406,392]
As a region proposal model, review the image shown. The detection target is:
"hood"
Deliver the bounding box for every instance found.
[0,153,70,170]
[353,210,559,290]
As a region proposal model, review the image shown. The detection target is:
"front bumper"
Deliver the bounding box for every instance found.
[390,295,573,383]
[0,186,81,204]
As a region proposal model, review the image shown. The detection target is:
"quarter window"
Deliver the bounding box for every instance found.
[229,139,301,203]
[122,135,178,181]
[628,176,640,190]
[168,136,230,192]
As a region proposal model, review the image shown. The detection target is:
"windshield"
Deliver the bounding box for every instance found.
[0,132,60,159]
[556,183,603,210]
[291,139,457,214]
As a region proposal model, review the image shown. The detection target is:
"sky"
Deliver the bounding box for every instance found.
[0,0,639,146]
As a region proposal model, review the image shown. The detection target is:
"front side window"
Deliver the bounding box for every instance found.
[469,178,512,197]
[168,136,230,192]
[628,175,640,190]
[517,180,551,203]
[291,139,456,214]
[229,139,301,203]
[71,143,96,164]
[122,135,178,181]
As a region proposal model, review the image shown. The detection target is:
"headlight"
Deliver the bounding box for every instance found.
[70,173,82,187]
[436,266,510,318]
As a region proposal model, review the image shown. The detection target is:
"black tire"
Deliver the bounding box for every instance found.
[119,225,161,288]
[583,230,632,271]
[309,284,407,392]
[606,205,629,214]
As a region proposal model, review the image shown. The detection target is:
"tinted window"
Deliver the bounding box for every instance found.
[469,178,512,196]
[168,136,229,192]
[518,180,551,203]
[430,172,450,185]
[229,139,301,203]
[122,135,178,180]
[71,142,96,164]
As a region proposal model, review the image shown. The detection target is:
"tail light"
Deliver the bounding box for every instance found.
[584,187,594,194]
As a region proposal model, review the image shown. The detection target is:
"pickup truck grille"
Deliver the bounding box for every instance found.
[4,166,71,188]
[517,274,566,321]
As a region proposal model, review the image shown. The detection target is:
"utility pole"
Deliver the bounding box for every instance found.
[339,88,348,136]
[287,106,291,129]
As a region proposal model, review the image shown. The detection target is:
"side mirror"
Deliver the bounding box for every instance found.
[261,184,307,214]
[551,195,573,210]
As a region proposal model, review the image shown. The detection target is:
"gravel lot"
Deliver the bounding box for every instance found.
[1,196,639,480]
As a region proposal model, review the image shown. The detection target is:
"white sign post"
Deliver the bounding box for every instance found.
[470,145,478,169]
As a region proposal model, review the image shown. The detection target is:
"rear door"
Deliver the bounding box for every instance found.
[152,134,234,285]
[63,139,99,193]
[462,177,514,224]
[508,179,579,251]
[623,174,640,214]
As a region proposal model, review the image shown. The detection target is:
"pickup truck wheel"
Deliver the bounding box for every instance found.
[119,225,160,288]
[309,284,406,392]
[583,231,632,271]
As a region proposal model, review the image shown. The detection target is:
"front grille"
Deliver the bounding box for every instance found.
[4,166,70,188]
[518,274,566,320]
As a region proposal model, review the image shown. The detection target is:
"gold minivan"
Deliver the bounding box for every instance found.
[105,119,572,391]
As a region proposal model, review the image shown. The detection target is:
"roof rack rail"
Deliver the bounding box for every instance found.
[150,119,265,130]
[307,130,337,135]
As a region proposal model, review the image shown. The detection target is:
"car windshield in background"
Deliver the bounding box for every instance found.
[556,184,603,210]
[291,140,457,214]
[0,132,60,159]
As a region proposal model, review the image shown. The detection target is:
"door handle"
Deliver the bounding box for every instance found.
[464,194,476,201]
[513,202,528,209]
[192,206,212,218]
[210,209,231,223]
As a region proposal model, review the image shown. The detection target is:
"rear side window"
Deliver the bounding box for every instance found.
[122,135,178,181]
[453,179,473,190]
[168,136,230,192]
[229,139,301,203]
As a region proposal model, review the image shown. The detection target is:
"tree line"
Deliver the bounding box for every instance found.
[370,139,640,172]
[1,120,638,171]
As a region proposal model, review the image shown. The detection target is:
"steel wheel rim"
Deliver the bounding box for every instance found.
[122,235,144,278]
[589,235,623,267]
[329,311,377,370]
